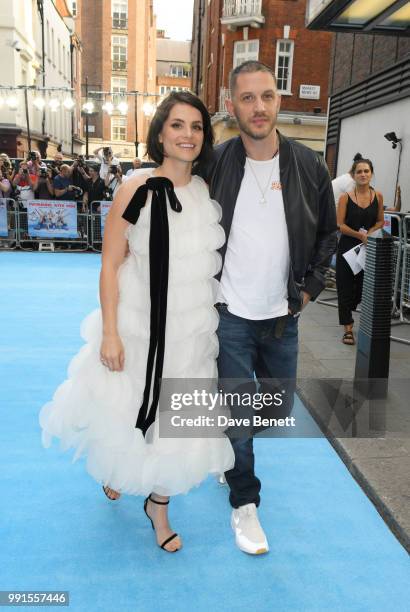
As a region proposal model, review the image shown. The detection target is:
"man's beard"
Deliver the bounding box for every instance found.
[236,113,277,141]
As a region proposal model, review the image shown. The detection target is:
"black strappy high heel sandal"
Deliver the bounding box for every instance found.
[143,494,181,552]
[102,485,121,501]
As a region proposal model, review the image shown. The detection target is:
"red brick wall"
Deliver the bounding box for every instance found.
[203,0,333,114]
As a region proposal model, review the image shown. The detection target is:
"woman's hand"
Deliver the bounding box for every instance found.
[100,334,125,371]
[358,230,368,244]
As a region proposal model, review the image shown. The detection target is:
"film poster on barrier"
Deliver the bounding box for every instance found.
[27,200,78,239]
[100,201,113,237]
[0,199,8,237]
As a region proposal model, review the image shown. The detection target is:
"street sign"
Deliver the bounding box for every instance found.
[299,84,321,99]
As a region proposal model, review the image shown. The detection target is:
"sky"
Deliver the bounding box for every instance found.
[153,0,195,40]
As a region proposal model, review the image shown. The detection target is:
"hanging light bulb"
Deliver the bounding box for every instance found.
[142,101,155,116]
[49,98,60,112]
[117,101,128,115]
[63,97,75,110]
[82,101,94,114]
[102,101,114,115]
[6,95,19,110]
[33,96,46,110]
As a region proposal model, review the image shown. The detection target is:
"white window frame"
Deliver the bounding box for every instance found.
[275,40,294,95]
[111,76,127,105]
[112,116,127,141]
[112,0,128,29]
[112,35,127,70]
[233,39,259,68]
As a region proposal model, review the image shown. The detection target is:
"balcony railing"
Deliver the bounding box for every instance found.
[219,87,231,113]
[221,0,265,29]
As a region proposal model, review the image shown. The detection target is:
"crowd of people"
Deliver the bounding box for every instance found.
[0,148,146,212]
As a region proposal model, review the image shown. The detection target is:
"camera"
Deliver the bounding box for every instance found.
[103,147,111,157]
[109,165,119,174]
[40,167,48,178]
[77,155,86,168]
[22,168,29,175]
[2,160,10,169]
[28,151,37,162]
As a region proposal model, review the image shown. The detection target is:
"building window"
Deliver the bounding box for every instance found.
[111,76,127,104]
[112,35,127,70]
[51,28,55,65]
[71,1,77,17]
[233,40,259,68]
[275,40,294,94]
[112,0,128,29]
[169,64,192,78]
[112,116,127,141]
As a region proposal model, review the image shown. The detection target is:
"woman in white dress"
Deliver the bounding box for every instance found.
[40,92,234,553]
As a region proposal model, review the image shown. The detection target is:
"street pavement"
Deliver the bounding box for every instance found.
[298,289,410,552]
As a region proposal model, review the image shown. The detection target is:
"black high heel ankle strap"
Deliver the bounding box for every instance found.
[148,494,169,505]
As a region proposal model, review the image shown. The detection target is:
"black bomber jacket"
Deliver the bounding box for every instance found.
[197,131,338,314]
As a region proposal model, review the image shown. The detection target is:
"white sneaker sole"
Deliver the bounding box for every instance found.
[232,522,269,555]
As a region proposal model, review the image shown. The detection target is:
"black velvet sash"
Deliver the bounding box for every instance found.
[122,177,182,436]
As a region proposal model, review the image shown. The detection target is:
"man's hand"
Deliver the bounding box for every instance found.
[301,291,311,310]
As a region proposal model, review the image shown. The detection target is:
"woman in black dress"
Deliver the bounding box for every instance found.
[336,158,384,345]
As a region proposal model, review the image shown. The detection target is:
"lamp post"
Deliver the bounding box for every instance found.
[134,92,139,157]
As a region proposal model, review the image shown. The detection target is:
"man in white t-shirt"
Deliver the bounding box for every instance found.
[125,158,142,178]
[93,146,120,180]
[201,61,336,556]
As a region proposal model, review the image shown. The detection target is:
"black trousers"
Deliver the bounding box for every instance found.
[336,249,364,326]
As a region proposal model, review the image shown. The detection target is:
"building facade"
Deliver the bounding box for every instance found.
[76,0,157,160]
[0,0,81,158]
[156,31,192,96]
[192,0,333,151]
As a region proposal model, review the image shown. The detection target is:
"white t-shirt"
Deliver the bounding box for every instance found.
[332,173,355,208]
[96,152,120,179]
[218,155,290,320]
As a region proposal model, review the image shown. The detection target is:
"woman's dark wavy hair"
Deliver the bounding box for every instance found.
[146,91,214,167]
[350,153,374,175]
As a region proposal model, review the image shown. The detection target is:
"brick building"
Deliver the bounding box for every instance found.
[74,0,157,159]
[307,0,410,209]
[156,31,192,96]
[192,0,333,151]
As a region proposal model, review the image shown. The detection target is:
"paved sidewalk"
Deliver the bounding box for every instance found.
[298,289,410,552]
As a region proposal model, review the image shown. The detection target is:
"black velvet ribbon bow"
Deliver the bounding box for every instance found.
[122,177,182,436]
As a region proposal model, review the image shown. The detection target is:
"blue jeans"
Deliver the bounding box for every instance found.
[217,304,298,508]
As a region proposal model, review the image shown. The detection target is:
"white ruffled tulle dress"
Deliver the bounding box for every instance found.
[39,174,235,496]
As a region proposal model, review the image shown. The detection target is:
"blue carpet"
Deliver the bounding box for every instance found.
[0,252,409,612]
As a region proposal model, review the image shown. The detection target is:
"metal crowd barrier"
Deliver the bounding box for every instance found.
[315,212,410,344]
[0,198,18,249]
[0,199,113,252]
[399,215,410,324]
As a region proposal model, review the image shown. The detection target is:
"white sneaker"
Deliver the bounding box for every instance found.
[231,503,269,555]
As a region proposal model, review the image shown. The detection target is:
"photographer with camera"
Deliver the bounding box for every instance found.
[0,166,12,199]
[104,163,123,199]
[35,165,54,200]
[82,165,106,213]
[0,154,14,182]
[93,146,120,180]
[53,164,82,201]
[71,155,90,192]
[12,161,38,206]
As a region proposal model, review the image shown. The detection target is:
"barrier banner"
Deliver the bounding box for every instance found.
[0,199,7,237]
[384,213,392,235]
[100,201,113,236]
[27,200,78,238]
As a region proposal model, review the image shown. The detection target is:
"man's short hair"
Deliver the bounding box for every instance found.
[229,61,277,96]
[60,164,70,172]
[88,164,100,174]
